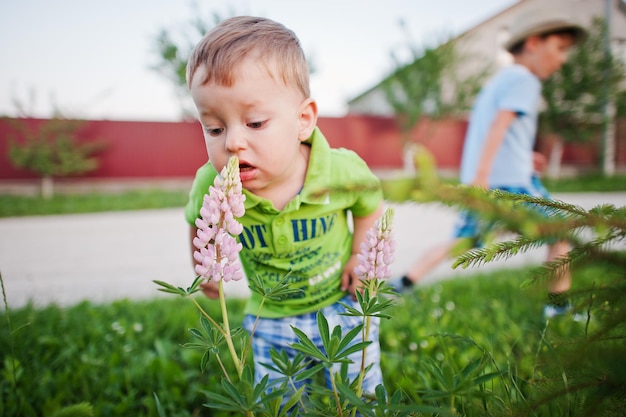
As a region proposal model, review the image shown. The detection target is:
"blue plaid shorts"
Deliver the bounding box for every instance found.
[242,295,383,395]
[453,175,552,244]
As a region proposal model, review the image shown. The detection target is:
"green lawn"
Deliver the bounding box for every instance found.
[1,263,623,417]
[1,172,624,415]
[0,189,189,217]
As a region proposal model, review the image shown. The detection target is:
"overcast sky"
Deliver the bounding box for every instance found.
[0,0,518,121]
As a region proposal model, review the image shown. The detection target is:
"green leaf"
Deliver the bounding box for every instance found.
[336,381,372,417]
[277,386,305,417]
[335,323,364,356]
[200,350,210,373]
[290,327,328,362]
[294,362,325,382]
[248,272,303,301]
[153,393,167,417]
[203,390,240,411]
[337,341,371,360]
[152,280,186,296]
[48,403,94,417]
[186,275,203,294]
[460,357,482,378]
[473,370,506,386]
[188,328,206,342]
[220,378,246,408]
[317,310,330,348]
[249,369,267,397]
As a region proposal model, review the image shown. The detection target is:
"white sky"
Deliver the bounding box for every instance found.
[0,0,518,121]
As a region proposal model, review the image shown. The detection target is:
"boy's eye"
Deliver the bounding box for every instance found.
[205,127,223,136]
[247,121,265,129]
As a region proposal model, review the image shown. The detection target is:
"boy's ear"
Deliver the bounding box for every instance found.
[298,98,318,141]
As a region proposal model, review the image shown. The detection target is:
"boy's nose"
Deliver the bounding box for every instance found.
[225,130,247,152]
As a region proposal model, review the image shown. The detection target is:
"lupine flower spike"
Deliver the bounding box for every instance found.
[354,207,396,282]
[350,207,395,407]
[189,156,248,379]
[193,156,246,283]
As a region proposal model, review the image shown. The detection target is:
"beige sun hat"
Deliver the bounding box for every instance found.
[504,7,586,52]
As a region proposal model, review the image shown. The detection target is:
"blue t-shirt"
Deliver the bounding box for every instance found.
[459,64,541,188]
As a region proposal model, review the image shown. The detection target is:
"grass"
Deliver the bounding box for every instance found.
[1,263,622,416]
[0,189,189,217]
[438,172,626,192]
[0,173,625,218]
[541,172,626,192]
[1,168,623,415]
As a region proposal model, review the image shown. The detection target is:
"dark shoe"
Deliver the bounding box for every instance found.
[390,276,415,294]
[543,304,586,322]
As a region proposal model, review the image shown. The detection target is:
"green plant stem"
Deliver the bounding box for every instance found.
[188,296,224,335]
[215,354,232,383]
[330,372,345,417]
[351,279,376,417]
[357,315,371,396]
[218,280,242,377]
[348,314,372,417]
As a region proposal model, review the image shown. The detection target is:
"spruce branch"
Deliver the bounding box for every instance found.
[453,235,550,270]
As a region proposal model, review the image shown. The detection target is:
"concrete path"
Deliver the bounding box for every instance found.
[1,192,624,309]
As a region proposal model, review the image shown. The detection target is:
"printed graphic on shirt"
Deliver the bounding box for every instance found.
[238,212,344,306]
[238,213,338,249]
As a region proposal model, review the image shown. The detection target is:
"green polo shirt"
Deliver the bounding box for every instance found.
[185,127,382,318]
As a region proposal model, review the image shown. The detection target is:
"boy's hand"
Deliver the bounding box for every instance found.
[200,280,220,299]
[471,171,489,189]
[341,254,360,299]
[533,151,547,174]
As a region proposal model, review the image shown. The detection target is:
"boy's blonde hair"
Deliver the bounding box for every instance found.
[186,16,310,98]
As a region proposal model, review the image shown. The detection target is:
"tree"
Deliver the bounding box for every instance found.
[540,18,626,178]
[150,4,228,119]
[6,117,106,199]
[381,23,489,173]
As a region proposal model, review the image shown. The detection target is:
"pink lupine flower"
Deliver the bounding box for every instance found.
[194,157,246,282]
[354,207,396,281]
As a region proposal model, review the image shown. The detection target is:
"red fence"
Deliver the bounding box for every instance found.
[0,118,208,180]
[1,116,409,180]
[1,116,622,182]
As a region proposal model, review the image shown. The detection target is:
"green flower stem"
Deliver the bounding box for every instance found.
[357,315,372,394]
[188,297,224,336]
[186,288,241,381]
[218,279,243,377]
[351,279,377,417]
[215,353,232,383]
[329,371,345,417]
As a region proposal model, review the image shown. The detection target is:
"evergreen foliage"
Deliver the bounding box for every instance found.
[381,148,626,415]
[381,33,487,133]
[541,18,626,144]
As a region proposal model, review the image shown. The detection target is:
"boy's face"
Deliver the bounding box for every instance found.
[190,57,316,197]
[526,33,576,80]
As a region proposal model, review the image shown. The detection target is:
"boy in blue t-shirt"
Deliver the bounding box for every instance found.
[184,16,384,397]
[396,8,586,318]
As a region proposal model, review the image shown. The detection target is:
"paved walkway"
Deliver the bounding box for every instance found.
[1,193,624,309]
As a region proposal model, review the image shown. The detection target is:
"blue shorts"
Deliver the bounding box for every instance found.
[242,295,383,396]
[453,175,552,245]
